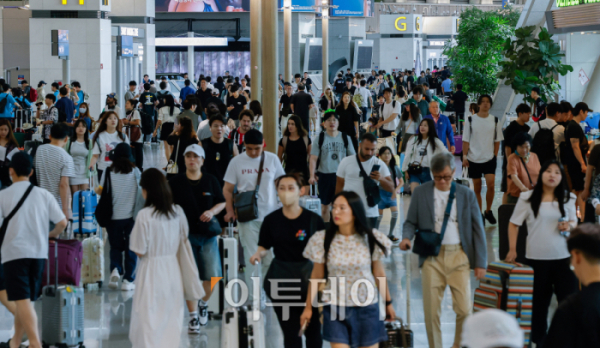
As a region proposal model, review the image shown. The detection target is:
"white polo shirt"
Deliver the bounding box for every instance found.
[0,181,65,263]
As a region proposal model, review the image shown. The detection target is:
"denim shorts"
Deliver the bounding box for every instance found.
[378,189,397,209]
[189,234,222,281]
[322,303,388,348]
[408,167,432,184]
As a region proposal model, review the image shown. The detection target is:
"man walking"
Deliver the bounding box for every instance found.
[424,101,455,153]
[375,88,401,138]
[401,152,487,348]
[290,83,314,132]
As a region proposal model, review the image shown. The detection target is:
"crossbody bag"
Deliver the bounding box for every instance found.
[407,138,430,176]
[166,139,180,174]
[412,182,456,257]
[356,154,381,207]
[234,152,265,222]
[0,184,35,246]
[520,157,533,187]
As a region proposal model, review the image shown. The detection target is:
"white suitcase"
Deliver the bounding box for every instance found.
[299,185,321,216]
[208,222,239,319]
[221,261,266,348]
[81,224,104,288]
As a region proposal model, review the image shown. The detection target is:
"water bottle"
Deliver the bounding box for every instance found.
[559,216,570,238]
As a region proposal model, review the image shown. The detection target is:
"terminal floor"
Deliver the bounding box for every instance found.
[0,144,557,348]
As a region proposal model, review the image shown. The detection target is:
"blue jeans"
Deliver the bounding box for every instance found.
[322,303,388,348]
[408,167,432,185]
[106,218,137,282]
[189,234,222,281]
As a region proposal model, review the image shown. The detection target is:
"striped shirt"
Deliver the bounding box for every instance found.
[34,144,75,208]
[99,168,140,220]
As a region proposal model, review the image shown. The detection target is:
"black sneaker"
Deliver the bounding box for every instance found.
[198,304,209,327]
[484,210,497,225]
[388,235,400,243]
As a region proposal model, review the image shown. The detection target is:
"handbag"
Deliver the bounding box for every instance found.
[234,152,265,222]
[177,220,206,302]
[95,169,113,228]
[407,138,429,176]
[412,182,456,257]
[198,216,222,237]
[355,154,381,207]
[166,139,180,175]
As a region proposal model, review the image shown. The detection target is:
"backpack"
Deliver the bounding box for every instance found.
[15,98,28,109]
[0,95,8,113]
[380,100,399,130]
[29,88,38,103]
[316,131,349,170]
[353,92,364,108]
[531,122,558,166]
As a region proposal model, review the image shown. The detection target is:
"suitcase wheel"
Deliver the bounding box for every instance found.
[97,281,103,289]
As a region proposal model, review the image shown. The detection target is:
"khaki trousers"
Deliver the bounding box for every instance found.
[421,244,472,348]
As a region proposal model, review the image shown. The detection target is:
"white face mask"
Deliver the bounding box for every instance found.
[278,191,298,206]
[79,108,87,114]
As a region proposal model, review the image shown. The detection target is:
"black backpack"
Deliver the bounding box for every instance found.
[531,123,558,166]
[0,95,8,113]
[316,131,349,170]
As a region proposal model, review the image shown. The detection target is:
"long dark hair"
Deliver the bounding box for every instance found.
[140,168,176,218]
[402,103,421,122]
[92,111,125,144]
[527,160,570,218]
[323,191,388,264]
[0,119,19,148]
[78,102,94,131]
[283,115,308,138]
[337,91,352,108]
[70,119,90,151]
[177,116,197,141]
[416,118,439,152]
[161,94,176,116]
[378,146,398,188]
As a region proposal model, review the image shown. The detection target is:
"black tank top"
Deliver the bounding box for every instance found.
[201,138,233,187]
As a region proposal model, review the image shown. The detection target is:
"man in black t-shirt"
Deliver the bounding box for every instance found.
[342,78,356,95]
[201,115,238,188]
[302,72,314,96]
[279,83,293,118]
[333,74,346,98]
[406,71,415,91]
[195,78,213,109]
[501,103,531,202]
[290,83,314,131]
[169,144,226,332]
[531,87,547,122]
[451,83,469,122]
[226,85,247,124]
[564,102,592,215]
[345,68,353,80]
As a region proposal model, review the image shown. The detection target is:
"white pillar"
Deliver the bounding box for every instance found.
[62,57,70,85]
[188,31,195,81]
[251,0,262,102]
[284,0,292,82]
[322,1,329,92]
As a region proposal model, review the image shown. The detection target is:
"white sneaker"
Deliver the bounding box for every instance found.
[121,279,135,291]
[188,316,200,334]
[108,269,120,289]
[198,304,208,326]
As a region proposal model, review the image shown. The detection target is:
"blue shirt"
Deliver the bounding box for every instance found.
[15,96,31,108]
[0,93,17,118]
[74,91,84,118]
[54,90,60,99]
[179,86,194,102]
[55,97,75,123]
[441,79,452,93]
[423,114,455,149]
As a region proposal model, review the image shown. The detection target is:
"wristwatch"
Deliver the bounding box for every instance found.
[385,299,393,306]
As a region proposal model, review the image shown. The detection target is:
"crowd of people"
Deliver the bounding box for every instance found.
[0,66,599,348]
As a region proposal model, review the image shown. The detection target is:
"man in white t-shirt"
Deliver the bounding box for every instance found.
[223,129,285,304]
[401,152,487,348]
[375,88,401,138]
[528,102,565,154]
[336,133,394,227]
[357,80,373,123]
[462,95,503,225]
[0,152,67,348]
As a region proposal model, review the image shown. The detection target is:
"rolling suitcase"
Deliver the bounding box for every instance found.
[73,175,98,234]
[498,204,528,264]
[221,261,266,348]
[382,249,414,347]
[473,261,533,347]
[208,222,239,319]
[299,185,321,216]
[42,241,85,348]
[80,224,104,289]
[41,223,83,288]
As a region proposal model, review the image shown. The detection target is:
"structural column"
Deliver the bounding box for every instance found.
[321,1,329,92]
[284,0,292,82]
[188,31,195,81]
[262,0,278,153]
[251,0,262,103]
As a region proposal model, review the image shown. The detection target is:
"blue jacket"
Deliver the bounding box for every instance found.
[423,113,455,149]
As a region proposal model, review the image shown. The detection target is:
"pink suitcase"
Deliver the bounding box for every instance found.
[454,135,463,156]
[41,238,83,287]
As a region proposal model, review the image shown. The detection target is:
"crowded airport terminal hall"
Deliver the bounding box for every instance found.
[0,0,600,347]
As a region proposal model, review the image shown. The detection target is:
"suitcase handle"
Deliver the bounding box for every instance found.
[252,261,261,314]
[227,221,235,238]
[392,317,411,348]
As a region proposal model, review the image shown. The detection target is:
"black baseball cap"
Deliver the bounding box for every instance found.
[573,102,593,115]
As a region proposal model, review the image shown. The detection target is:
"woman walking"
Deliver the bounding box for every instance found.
[250,174,325,348]
[0,120,19,188]
[90,111,129,180]
[402,118,447,192]
[95,143,140,291]
[506,160,579,346]
[377,146,404,242]
[154,94,181,162]
[129,168,191,348]
[166,116,199,180]
[123,99,144,172]
[336,91,361,151]
[398,103,422,154]
[506,132,541,204]
[301,191,394,348]
[75,102,94,131]
[66,119,95,193]
[278,115,311,184]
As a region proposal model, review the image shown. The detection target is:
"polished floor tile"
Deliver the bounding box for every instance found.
[0,147,551,348]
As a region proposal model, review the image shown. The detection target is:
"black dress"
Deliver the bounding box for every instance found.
[279,136,312,184]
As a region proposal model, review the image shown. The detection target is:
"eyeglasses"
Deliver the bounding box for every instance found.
[433,175,453,182]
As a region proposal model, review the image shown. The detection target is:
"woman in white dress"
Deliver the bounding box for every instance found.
[66,119,95,193]
[129,168,188,348]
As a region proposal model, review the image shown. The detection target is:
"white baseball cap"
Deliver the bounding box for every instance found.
[461,309,524,348]
[183,144,205,159]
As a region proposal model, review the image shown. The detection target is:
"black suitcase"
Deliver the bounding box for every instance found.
[382,318,414,347]
[498,204,528,264]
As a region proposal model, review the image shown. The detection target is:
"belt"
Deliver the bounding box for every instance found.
[440,244,462,252]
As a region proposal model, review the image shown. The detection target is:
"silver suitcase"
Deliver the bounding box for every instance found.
[208,222,239,318]
[42,241,85,348]
[299,185,321,216]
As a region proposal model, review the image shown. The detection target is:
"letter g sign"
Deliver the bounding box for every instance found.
[395,17,407,31]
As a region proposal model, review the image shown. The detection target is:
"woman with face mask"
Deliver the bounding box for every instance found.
[249,173,325,348]
[75,102,94,131]
[506,132,541,204]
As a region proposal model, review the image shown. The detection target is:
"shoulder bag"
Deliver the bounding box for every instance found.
[177,213,206,301]
[234,152,265,222]
[95,169,113,228]
[0,184,35,246]
[407,138,429,176]
[355,154,381,207]
[166,139,180,174]
[520,157,533,187]
[412,182,456,257]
